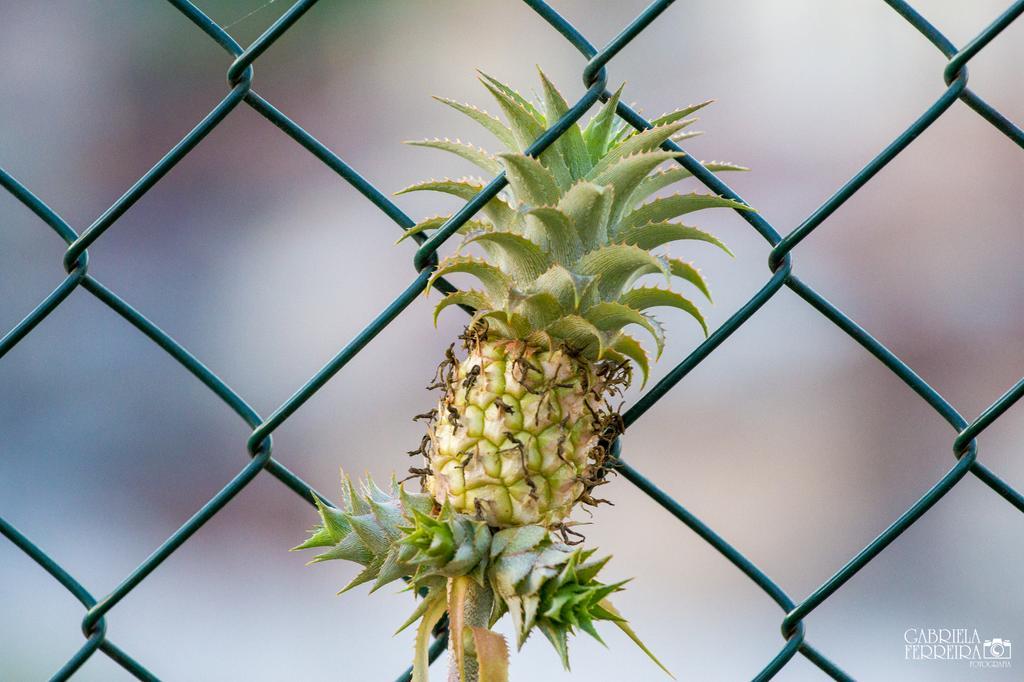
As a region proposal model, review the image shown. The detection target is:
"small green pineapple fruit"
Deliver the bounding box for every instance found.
[427,339,619,528]
[400,70,748,529]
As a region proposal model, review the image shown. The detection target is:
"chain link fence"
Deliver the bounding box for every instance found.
[2,0,1023,679]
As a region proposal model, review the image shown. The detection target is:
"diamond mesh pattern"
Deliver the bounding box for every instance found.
[2,1,1022,679]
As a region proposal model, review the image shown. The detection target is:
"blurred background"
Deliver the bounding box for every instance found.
[1,1,1022,680]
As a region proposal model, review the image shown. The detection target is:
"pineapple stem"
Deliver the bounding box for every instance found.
[447,576,495,682]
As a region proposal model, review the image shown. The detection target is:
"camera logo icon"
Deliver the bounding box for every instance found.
[983,638,1012,660]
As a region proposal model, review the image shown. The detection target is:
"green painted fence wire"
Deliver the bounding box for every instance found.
[2,0,1023,679]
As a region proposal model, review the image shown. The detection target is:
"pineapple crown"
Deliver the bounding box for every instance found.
[399,70,750,382]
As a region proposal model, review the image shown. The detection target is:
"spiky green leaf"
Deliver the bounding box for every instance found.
[558,181,613,251]
[478,71,546,125]
[394,585,443,635]
[465,232,550,285]
[369,498,405,541]
[471,309,532,337]
[338,553,388,594]
[589,150,681,193]
[584,301,663,357]
[538,620,572,670]
[427,255,512,304]
[610,101,712,147]
[434,290,493,325]
[498,153,559,207]
[509,291,564,330]
[433,96,517,151]
[618,220,732,256]
[366,477,397,504]
[449,575,474,680]
[586,121,689,181]
[292,524,335,552]
[609,333,650,386]
[664,257,712,301]
[628,162,749,209]
[532,264,595,313]
[292,495,349,550]
[545,315,606,358]
[478,310,533,338]
[575,243,671,301]
[308,532,371,565]
[620,192,750,229]
[525,207,582,266]
[396,215,493,244]
[396,178,517,227]
[347,513,391,556]
[670,130,703,144]
[588,150,683,228]
[406,138,502,175]
[618,287,707,336]
[399,484,435,517]
[342,471,370,515]
[573,553,612,585]
[600,600,674,678]
[537,68,590,180]
[490,525,548,557]
[371,549,407,593]
[480,77,572,186]
[412,593,448,682]
[650,100,713,127]
[583,83,625,164]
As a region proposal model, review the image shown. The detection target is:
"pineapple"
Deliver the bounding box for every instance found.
[399,71,747,529]
[297,71,747,681]
[421,339,622,529]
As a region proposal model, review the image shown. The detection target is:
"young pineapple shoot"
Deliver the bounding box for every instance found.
[297,473,670,681]
[298,70,748,682]
[399,70,746,532]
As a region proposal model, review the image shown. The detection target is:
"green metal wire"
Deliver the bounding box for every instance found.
[2,0,1022,679]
